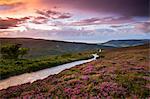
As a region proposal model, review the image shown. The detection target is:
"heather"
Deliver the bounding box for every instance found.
[0,44,149,98]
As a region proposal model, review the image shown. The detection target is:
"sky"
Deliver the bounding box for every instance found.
[0,0,150,43]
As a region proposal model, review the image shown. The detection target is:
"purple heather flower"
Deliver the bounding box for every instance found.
[81,75,89,80]
[83,65,94,74]
[100,82,126,97]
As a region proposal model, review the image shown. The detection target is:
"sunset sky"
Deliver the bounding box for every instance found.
[0,0,149,43]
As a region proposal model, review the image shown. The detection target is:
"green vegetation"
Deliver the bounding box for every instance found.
[0,49,94,79]
[1,44,29,59]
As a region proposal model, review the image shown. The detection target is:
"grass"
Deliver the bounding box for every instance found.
[0,50,96,79]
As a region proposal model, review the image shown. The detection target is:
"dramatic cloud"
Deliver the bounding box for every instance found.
[0,0,149,43]
[0,17,29,29]
[41,0,149,17]
[36,9,72,19]
[31,16,48,24]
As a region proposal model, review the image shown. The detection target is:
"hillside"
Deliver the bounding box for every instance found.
[0,44,149,98]
[101,39,150,47]
[0,38,113,58]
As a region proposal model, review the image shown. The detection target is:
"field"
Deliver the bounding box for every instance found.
[0,44,149,98]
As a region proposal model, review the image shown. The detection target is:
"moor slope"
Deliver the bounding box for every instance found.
[0,38,112,58]
[0,44,149,98]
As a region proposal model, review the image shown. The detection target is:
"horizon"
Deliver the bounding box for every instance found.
[0,37,149,44]
[0,0,150,43]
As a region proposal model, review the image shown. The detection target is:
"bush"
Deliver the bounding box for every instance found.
[0,44,29,59]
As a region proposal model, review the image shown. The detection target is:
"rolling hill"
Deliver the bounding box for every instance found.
[100,39,150,47]
[0,38,113,58]
[1,38,149,58]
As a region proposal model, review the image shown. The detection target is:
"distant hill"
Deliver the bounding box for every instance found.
[100,39,150,47]
[0,38,112,58]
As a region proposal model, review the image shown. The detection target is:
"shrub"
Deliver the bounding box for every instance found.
[0,44,29,59]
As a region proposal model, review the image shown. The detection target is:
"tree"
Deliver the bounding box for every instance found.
[0,44,29,59]
[19,47,29,58]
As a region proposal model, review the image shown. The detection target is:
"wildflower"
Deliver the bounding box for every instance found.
[81,75,89,80]
[83,65,94,74]
[100,82,126,97]
[64,87,81,96]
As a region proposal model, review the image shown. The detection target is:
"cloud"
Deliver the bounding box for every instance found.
[135,22,150,33]
[41,0,149,17]
[0,17,29,29]
[72,18,100,26]
[71,16,132,26]
[56,13,72,19]
[0,2,24,11]
[36,9,72,19]
[31,16,49,24]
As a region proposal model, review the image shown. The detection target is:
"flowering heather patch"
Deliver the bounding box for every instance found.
[20,94,33,99]
[99,82,126,97]
[82,64,95,74]
[64,86,81,96]
[0,44,149,98]
[81,75,89,81]
[142,76,150,81]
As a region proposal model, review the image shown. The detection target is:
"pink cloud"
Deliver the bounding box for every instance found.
[0,17,29,29]
[36,9,72,19]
